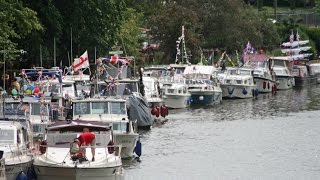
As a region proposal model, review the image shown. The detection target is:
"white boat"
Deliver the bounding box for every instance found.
[72,97,139,159]
[309,63,320,83]
[161,80,191,109]
[33,120,123,180]
[271,57,295,90]
[0,121,33,180]
[243,54,276,93]
[184,65,222,105]
[3,96,52,143]
[142,76,163,107]
[218,67,257,99]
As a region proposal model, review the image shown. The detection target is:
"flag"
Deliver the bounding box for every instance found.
[296,31,300,42]
[73,50,89,72]
[289,32,294,44]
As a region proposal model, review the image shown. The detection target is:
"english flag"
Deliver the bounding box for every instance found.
[73,50,89,72]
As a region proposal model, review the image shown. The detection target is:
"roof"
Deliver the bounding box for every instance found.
[244,54,269,62]
[183,65,216,75]
[47,120,111,132]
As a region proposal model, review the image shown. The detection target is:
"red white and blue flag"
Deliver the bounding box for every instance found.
[73,50,89,72]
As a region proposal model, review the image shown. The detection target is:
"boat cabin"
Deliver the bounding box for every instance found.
[0,121,29,152]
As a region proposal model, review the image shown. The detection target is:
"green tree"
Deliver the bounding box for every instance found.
[0,0,42,65]
[115,8,144,58]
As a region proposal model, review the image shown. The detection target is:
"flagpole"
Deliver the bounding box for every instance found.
[70,27,73,62]
[40,44,43,67]
[3,46,5,92]
[54,36,56,67]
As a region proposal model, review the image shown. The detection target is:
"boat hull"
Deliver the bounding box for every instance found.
[254,77,276,93]
[221,85,256,99]
[114,133,139,159]
[34,165,124,180]
[294,76,317,87]
[189,92,222,106]
[5,159,33,180]
[275,76,294,90]
[162,94,190,109]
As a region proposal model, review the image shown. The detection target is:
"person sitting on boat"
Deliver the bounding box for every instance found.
[78,127,96,161]
[70,138,85,161]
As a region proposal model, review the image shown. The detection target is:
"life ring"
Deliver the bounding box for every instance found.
[39,140,47,154]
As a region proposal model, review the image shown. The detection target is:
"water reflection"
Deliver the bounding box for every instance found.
[124,85,320,180]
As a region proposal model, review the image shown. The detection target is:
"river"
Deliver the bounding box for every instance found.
[123,85,320,180]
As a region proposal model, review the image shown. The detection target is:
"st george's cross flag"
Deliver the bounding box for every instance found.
[73,50,89,72]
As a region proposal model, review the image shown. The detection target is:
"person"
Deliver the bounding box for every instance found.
[78,127,96,161]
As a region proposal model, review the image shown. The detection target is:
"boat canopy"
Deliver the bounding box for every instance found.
[183,65,215,75]
[244,54,269,62]
[47,120,111,132]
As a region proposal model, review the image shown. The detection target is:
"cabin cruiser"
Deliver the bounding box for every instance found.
[218,67,257,99]
[93,79,154,130]
[309,63,320,83]
[243,54,276,93]
[183,65,222,105]
[33,120,123,180]
[142,76,163,107]
[72,97,139,159]
[161,79,191,109]
[4,96,52,143]
[0,121,33,180]
[292,63,317,86]
[270,57,295,90]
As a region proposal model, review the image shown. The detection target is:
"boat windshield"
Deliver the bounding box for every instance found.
[31,104,49,116]
[0,129,14,144]
[74,101,126,115]
[110,102,126,114]
[239,70,252,75]
[74,102,90,115]
[112,122,128,132]
[92,102,108,114]
[99,82,138,96]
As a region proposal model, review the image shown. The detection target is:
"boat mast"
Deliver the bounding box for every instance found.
[54,36,56,67]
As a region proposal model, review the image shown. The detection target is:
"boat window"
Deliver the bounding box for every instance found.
[74,102,90,115]
[0,129,14,144]
[178,90,182,94]
[183,88,187,94]
[168,89,174,93]
[31,104,41,115]
[17,130,21,144]
[92,102,108,114]
[244,80,247,84]
[226,80,231,84]
[112,122,127,132]
[51,84,60,93]
[110,102,126,114]
[236,80,242,84]
[33,124,45,133]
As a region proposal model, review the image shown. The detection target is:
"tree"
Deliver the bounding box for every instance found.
[0,0,42,65]
[115,8,144,58]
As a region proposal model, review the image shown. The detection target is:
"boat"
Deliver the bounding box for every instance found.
[243,54,277,93]
[183,65,222,105]
[3,96,52,143]
[33,120,123,180]
[161,79,191,109]
[292,62,317,87]
[309,62,320,83]
[0,121,33,180]
[270,56,295,90]
[142,76,163,108]
[72,97,140,159]
[218,67,257,99]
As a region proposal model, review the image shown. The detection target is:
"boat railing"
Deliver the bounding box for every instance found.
[0,158,6,179]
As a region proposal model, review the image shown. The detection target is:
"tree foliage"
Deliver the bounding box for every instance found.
[0,0,42,65]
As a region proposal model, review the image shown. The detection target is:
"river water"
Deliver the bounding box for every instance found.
[123,85,320,180]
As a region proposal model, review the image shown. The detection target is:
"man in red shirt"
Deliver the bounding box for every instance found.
[78,127,96,161]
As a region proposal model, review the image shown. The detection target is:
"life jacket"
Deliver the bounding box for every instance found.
[160,105,169,117]
[151,106,160,117]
